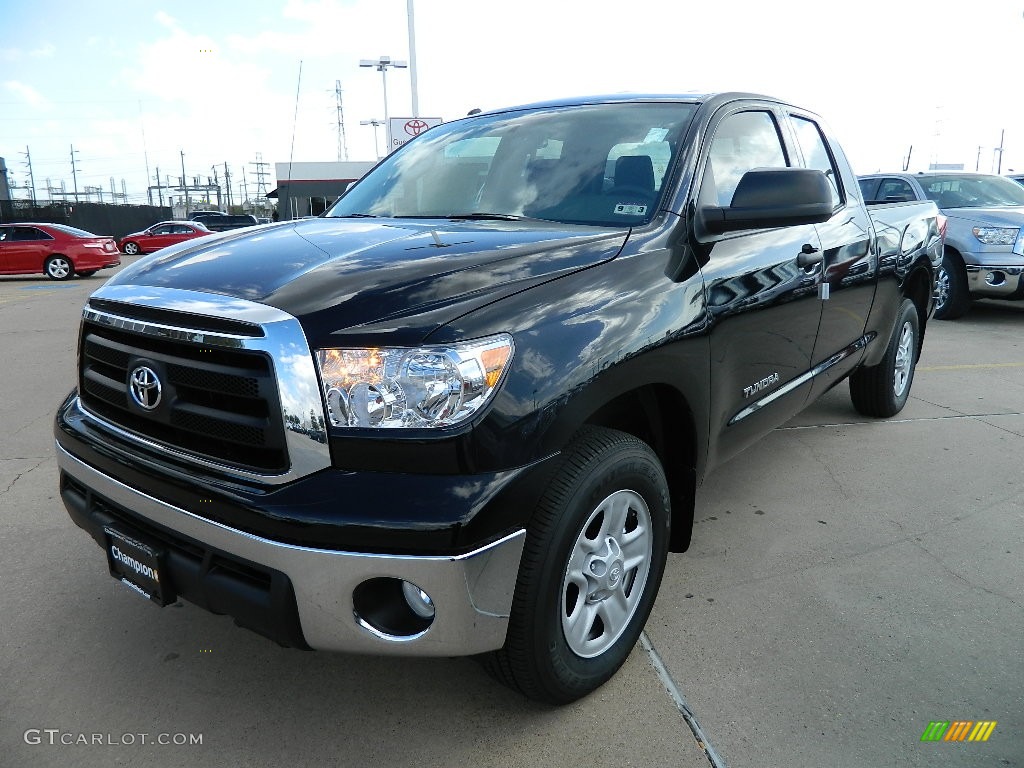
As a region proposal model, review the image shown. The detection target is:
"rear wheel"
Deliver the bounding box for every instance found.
[933,249,970,319]
[481,427,670,704]
[44,255,73,281]
[122,242,140,255]
[850,298,919,417]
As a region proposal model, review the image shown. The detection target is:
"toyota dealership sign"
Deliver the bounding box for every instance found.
[387,117,443,153]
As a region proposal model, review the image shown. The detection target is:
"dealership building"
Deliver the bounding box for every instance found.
[271,161,376,220]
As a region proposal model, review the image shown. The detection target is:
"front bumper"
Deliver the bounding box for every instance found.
[965,264,1024,299]
[57,442,526,656]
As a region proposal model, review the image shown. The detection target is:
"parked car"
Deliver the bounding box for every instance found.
[188,211,227,224]
[859,172,1024,318]
[56,92,941,704]
[118,221,212,255]
[1008,174,1024,187]
[0,222,120,280]
[197,214,259,232]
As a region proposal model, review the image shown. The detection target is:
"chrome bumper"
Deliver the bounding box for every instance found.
[57,443,525,656]
[966,265,1023,298]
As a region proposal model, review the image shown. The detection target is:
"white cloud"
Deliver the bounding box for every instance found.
[3,80,49,108]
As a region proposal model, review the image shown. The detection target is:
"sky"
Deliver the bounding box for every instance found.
[2,0,1023,207]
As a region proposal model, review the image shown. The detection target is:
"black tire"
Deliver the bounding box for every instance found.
[850,298,919,417]
[480,427,670,704]
[122,242,140,256]
[78,270,97,277]
[44,255,73,281]
[933,249,970,320]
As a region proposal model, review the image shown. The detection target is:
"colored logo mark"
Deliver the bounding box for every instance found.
[921,721,997,742]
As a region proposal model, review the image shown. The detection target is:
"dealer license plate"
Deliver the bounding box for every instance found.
[103,525,174,606]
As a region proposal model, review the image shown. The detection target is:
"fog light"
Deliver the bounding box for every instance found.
[402,580,435,619]
[985,271,1006,287]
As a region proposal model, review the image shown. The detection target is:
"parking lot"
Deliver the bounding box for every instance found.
[0,261,1020,768]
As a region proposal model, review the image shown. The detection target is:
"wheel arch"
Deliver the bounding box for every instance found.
[901,263,932,357]
[581,383,698,553]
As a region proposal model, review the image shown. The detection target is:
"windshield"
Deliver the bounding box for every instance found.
[326,102,697,227]
[919,175,1024,208]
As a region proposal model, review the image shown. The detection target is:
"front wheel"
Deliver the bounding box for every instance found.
[44,255,73,281]
[481,427,670,704]
[122,242,140,256]
[850,298,920,417]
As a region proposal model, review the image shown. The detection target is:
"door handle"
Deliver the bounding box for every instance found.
[797,244,823,269]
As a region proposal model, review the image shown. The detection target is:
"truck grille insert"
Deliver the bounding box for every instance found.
[79,320,288,472]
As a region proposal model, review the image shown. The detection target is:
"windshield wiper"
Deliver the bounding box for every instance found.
[333,213,378,218]
[445,212,532,221]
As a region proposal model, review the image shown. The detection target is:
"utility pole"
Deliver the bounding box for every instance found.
[407,0,419,117]
[224,162,233,209]
[241,168,250,211]
[70,144,80,203]
[155,166,163,207]
[976,145,982,172]
[995,129,1005,174]
[180,150,190,215]
[335,80,349,161]
[21,145,36,204]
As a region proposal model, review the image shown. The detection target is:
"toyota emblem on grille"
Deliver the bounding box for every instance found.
[129,365,162,410]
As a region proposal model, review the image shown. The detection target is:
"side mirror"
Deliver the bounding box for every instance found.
[699,167,834,234]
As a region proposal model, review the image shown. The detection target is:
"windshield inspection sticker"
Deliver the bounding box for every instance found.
[614,204,648,215]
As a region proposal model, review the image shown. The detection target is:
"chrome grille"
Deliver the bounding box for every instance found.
[79,318,288,472]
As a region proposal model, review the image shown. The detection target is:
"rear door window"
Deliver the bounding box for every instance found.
[875,178,916,202]
[790,116,843,208]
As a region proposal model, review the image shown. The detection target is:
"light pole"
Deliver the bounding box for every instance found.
[360,119,385,159]
[359,56,407,151]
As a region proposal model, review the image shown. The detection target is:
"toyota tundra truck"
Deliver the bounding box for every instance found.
[55,93,942,704]
[859,171,1024,318]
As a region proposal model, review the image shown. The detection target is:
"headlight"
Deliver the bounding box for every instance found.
[972,226,1019,245]
[315,333,513,429]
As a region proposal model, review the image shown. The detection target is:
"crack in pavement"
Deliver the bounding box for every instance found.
[0,458,47,497]
[910,535,1022,609]
[777,409,1024,430]
[640,632,728,768]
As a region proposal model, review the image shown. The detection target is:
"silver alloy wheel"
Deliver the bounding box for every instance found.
[893,321,914,397]
[561,489,653,658]
[46,257,71,279]
[124,242,139,255]
[934,266,949,310]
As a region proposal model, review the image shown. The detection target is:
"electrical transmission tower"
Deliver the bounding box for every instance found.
[250,154,270,214]
[21,146,36,204]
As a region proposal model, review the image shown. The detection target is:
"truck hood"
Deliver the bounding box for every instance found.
[942,206,1024,226]
[106,218,628,344]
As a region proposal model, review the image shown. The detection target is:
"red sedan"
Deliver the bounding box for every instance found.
[118,221,212,255]
[0,223,121,281]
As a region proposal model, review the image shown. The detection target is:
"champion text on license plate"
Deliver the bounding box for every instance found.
[104,525,174,606]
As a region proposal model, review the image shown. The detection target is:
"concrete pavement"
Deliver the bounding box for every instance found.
[1,264,1020,767]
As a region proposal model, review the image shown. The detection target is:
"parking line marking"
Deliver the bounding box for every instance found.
[641,632,728,768]
[918,362,1024,371]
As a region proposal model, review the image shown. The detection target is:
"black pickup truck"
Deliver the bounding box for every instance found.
[55,93,942,704]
